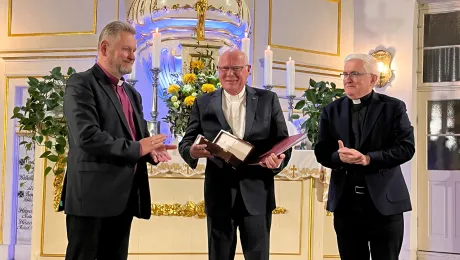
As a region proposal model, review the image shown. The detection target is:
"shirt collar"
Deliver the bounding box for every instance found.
[350,90,373,105]
[96,63,123,86]
[223,86,246,101]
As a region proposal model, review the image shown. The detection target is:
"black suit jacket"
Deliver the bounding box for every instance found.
[314,92,415,215]
[59,64,154,219]
[178,86,292,217]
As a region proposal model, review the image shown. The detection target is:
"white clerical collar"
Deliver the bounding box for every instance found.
[223,87,246,101]
[352,99,361,104]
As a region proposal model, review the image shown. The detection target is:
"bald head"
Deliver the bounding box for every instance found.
[218,48,249,66]
[217,48,251,95]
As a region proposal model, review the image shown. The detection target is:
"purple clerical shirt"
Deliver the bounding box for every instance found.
[97,63,137,141]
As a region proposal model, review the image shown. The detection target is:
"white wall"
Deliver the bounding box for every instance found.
[353,0,419,259]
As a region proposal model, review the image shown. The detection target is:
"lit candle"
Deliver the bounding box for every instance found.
[151,27,162,68]
[128,61,136,80]
[264,46,273,86]
[286,57,295,96]
[241,32,250,60]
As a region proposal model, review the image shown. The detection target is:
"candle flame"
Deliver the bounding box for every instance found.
[245,32,248,38]
[155,27,159,33]
[289,57,291,61]
[267,46,270,50]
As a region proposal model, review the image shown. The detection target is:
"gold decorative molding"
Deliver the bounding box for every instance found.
[7,0,98,36]
[150,200,287,218]
[0,78,10,245]
[273,61,342,72]
[0,48,97,55]
[2,55,96,61]
[273,66,341,78]
[268,0,341,56]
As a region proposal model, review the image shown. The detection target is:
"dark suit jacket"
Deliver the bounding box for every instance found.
[178,86,292,217]
[59,64,154,219]
[314,92,415,215]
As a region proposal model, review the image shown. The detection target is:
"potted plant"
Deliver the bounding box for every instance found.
[291,79,345,149]
[162,49,220,139]
[11,67,76,176]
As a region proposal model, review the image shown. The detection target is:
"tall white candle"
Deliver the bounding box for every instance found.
[128,61,136,80]
[151,27,162,68]
[286,57,295,96]
[264,46,273,86]
[241,32,250,60]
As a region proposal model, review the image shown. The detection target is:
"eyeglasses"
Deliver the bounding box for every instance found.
[339,72,373,79]
[217,65,249,72]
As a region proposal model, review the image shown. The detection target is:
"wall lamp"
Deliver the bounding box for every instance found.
[371,49,393,88]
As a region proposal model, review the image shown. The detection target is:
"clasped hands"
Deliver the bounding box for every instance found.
[140,134,177,163]
[190,144,285,169]
[337,140,370,166]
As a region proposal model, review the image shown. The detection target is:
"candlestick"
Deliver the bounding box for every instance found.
[151,28,162,68]
[264,46,273,86]
[128,60,136,81]
[287,95,296,122]
[126,79,138,87]
[286,57,295,96]
[241,32,250,60]
[149,68,161,135]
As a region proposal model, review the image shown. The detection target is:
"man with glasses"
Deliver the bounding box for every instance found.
[314,53,415,260]
[179,48,291,260]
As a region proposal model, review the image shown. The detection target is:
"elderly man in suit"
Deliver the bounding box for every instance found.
[61,21,176,260]
[178,48,291,260]
[314,53,415,260]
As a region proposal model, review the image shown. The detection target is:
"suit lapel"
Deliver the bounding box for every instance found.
[339,98,352,148]
[360,93,384,147]
[93,66,132,138]
[243,86,257,140]
[123,83,144,139]
[210,89,232,132]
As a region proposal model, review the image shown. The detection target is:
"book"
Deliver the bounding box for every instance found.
[194,130,254,168]
[195,130,306,167]
[246,133,307,165]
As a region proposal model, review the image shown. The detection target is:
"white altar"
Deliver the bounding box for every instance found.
[30,149,341,260]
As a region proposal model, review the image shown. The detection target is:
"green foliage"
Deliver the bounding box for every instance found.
[291,79,346,149]
[11,67,76,176]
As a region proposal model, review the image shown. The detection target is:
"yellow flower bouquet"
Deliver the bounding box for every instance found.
[162,57,221,137]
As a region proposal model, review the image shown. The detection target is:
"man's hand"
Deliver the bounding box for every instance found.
[139,134,167,156]
[259,153,285,169]
[337,140,370,166]
[190,143,214,159]
[150,144,177,163]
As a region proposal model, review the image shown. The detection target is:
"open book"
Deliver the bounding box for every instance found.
[195,130,306,167]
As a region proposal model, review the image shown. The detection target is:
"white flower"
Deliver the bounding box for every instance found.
[182,84,193,93]
[192,92,198,97]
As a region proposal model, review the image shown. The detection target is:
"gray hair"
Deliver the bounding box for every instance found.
[344,53,379,76]
[98,21,136,48]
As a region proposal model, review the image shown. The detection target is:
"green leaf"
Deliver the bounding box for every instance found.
[19,141,28,145]
[44,166,52,176]
[294,100,306,110]
[40,151,52,158]
[19,182,25,188]
[57,136,66,145]
[331,82,336,89]
[27,77,40,87]
[55,144,65,154]
[291,114,300,119]
[45,141,52,149]
[25,164,31,172]
[55,168,65,175]
[309,78,317,87]
[305,90,316,103]
[48,155,59,162]
[67,67,76,76]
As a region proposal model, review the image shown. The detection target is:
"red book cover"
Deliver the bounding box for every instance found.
[247,133,307,165]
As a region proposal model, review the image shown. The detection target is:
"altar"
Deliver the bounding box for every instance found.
[30,149,340,259]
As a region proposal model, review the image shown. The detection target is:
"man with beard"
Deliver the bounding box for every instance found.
[60,21,176,260]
